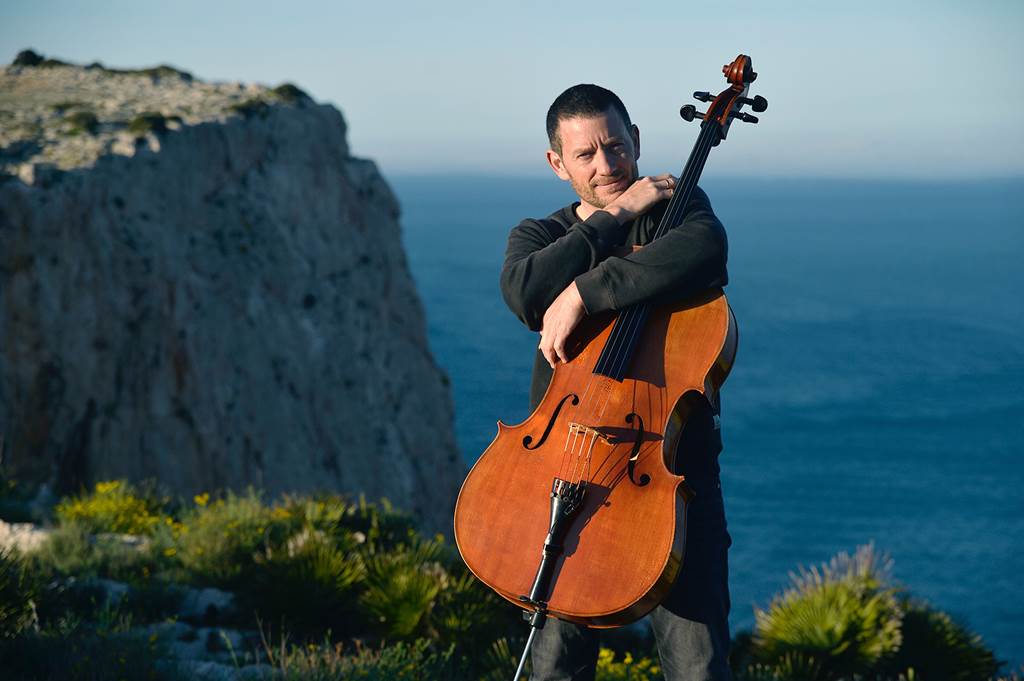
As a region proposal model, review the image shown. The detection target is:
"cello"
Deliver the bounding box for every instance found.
[454,55,767,676]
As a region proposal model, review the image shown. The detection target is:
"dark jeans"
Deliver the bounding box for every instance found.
[529,475,732,681]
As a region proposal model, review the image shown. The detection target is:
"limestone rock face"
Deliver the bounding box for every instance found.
[0,55,463,532]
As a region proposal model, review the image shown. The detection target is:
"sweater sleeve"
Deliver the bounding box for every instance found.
[574,186,728,314]
[500,209,627,331]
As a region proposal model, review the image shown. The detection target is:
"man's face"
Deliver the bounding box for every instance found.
[546,109,640,212]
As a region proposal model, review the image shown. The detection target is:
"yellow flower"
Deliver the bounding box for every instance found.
[194,492,210,507]
[95,480,122,495]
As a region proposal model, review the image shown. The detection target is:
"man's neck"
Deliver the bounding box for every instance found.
[575,200,633,227]
[574,200,602,222]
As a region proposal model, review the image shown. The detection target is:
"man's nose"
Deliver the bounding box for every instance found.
[595,148,616,175]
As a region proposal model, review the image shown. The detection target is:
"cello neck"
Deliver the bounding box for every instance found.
[590,121,721,382]
[650,121,721,243]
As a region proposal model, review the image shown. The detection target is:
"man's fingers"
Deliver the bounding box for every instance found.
[553,337,568,364]
[539,334,569,368]
[539,337,557,369]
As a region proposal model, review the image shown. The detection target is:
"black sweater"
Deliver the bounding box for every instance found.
[500,186,729,411]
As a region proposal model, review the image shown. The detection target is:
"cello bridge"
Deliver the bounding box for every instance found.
[566,422,610,442]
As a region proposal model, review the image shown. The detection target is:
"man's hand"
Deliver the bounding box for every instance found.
[539,281,586,369]
[603,173,676,225]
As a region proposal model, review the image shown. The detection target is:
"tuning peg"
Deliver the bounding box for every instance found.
[738,95,768,113]
[729,110,759,123]
[693,91,714,103]
[679,105,705,122]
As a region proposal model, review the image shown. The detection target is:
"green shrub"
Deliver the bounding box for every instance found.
[29,523,172,584]
[12,49,70,68]
[339,496,419,554]
[281,494,420,552]
[751,545,903,680]
[265,637,459,681]
[0,548,37,638]
[55,480,168,536]
[175,490,299,587]
[77,59,192,82]
[228,98,270,119]
[430,567,517,652]
[736,652,833,681]
[131,64,193,82]
[272,83,309,102]
[0,620,174,681]
[26,576,182,646]
[127,112,169,136]
[281,493,355,539]
[881,599,999,681]
[244,528,366,637]
[50,100,87,112]
[65,110,99,134]
[359,537,446,639]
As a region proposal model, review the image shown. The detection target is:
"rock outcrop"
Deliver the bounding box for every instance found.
[0,51,463,532]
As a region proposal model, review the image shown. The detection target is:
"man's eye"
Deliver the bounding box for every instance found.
[578,152,593,160]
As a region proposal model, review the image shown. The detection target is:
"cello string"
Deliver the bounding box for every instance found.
[561,122,717,483]
[585,125,718,471]
[558,119,719,484]
[563,119,708,444]
[601,122,716,386]
[563,122,714,461]
[578,124,717,487]
[591,123,718,427]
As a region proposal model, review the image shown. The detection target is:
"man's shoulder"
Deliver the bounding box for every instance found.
[511,203,578,240]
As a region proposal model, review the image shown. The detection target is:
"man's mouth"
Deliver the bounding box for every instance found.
[595,177,627,191]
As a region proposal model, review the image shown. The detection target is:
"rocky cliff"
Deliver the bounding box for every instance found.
[0,51,463,532]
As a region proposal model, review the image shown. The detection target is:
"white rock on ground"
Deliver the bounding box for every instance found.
[0,519,50,553]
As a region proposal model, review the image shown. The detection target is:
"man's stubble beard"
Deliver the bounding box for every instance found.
[571,161,640,210]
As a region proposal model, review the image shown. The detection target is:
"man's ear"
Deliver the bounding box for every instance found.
[631,124,641,161]
[546,148,571,181]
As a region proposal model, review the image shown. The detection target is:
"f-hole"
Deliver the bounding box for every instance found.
[523,393,579,450]
[626,413,650,487]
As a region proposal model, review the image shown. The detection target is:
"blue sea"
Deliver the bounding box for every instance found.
[388,174,1024,669]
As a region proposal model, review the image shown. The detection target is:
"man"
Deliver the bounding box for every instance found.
[499,84,733,681]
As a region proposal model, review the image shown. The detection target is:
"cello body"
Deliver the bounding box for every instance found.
[454,289,737,627]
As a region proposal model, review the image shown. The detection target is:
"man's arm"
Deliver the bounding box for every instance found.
[500,210,627,332]
[500,174,680,333]
[537,187,727,368]
[575,186,728,315]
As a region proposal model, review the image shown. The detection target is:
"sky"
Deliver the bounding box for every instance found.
[2,0,1023,179]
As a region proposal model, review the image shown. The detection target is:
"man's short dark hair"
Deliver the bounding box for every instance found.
[546,84,632,154]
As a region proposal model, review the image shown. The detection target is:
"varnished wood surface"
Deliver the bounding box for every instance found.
[454,291,737,627]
